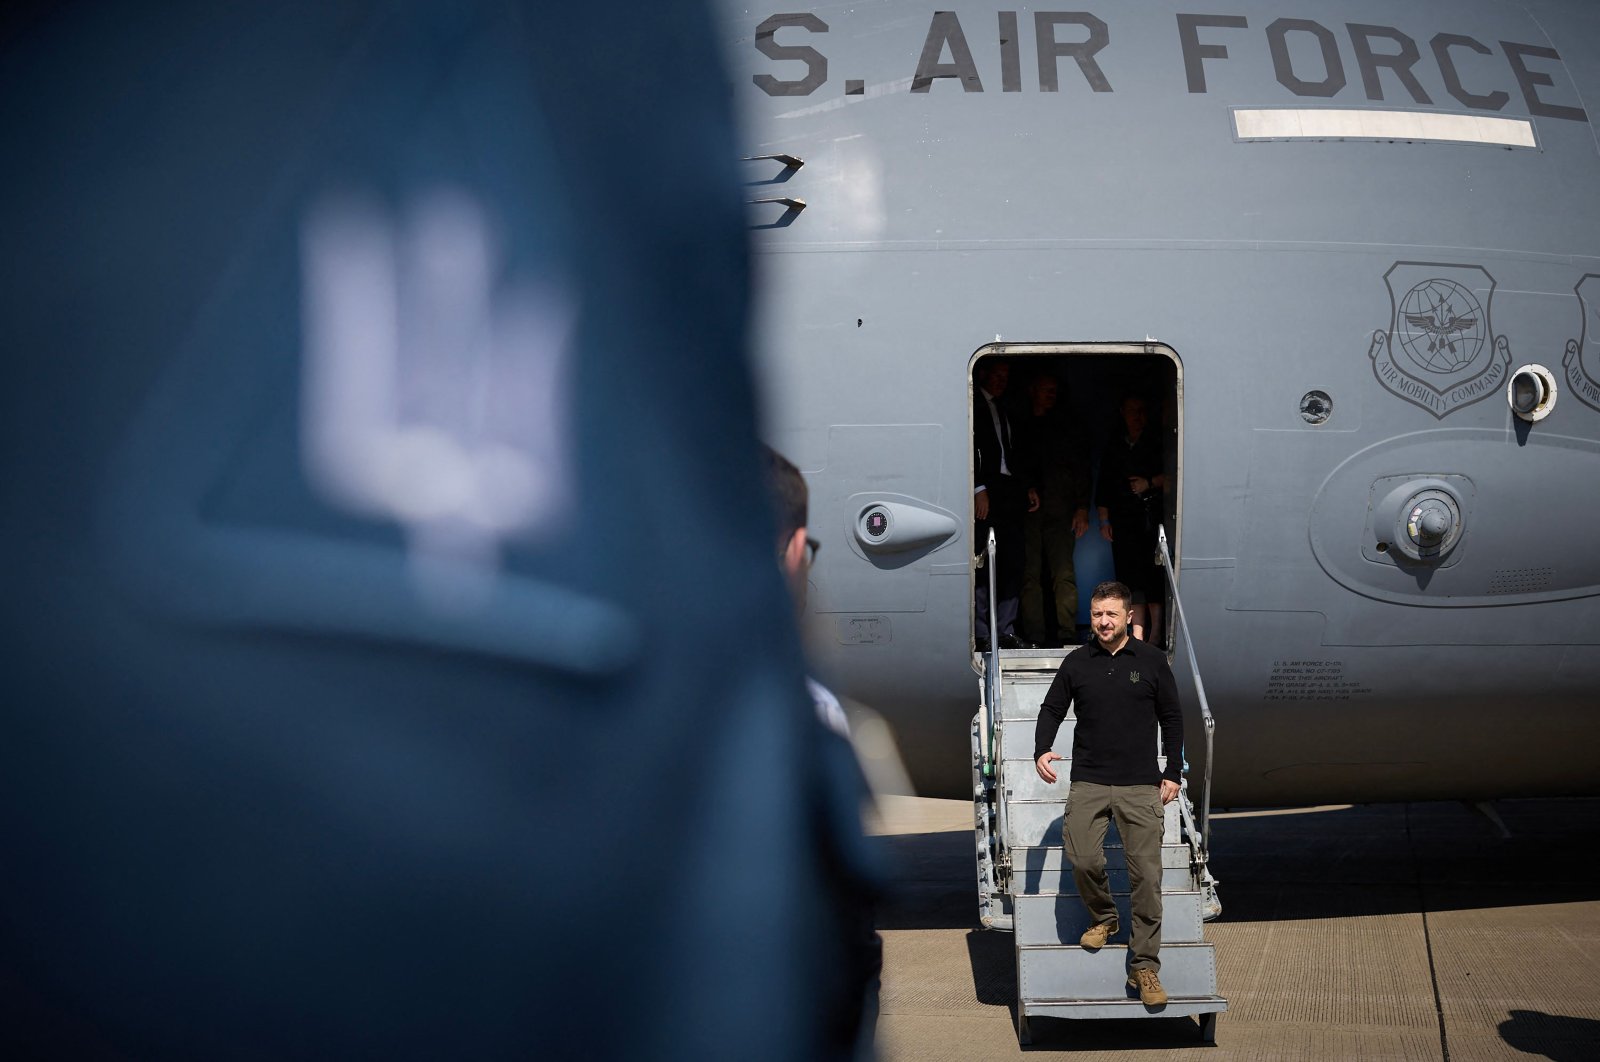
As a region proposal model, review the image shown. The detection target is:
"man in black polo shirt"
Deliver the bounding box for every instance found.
[1034,581,1184,1006]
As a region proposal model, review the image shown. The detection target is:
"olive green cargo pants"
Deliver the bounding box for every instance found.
[1062,780,1165,971]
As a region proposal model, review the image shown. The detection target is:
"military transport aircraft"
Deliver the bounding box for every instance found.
[719,0,1600,806]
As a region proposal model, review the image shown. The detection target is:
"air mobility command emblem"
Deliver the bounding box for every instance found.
[1369,263,1511,418]
[1561,275,1600,412]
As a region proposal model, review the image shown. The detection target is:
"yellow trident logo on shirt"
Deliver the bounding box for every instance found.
[1129,670,1141,683]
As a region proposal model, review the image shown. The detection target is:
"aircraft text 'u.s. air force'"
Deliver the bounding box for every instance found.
[751,10,1590,125]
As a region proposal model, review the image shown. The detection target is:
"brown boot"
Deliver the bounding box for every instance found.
[1128,967,1167,1005]
[1078,919,1118,950]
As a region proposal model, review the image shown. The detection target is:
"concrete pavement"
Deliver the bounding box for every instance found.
[868,796,1600,1060]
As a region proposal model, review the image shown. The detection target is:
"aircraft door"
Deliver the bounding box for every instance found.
[969,343,1181,652]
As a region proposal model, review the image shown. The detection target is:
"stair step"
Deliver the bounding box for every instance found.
[1013,843,1191,872]
[1013,864,1193,895]
[1023,997,1228,1021]
[999,679,1059,721]
[1001,757,1171,803]
[1004,798,1181,849]
[1018,941,1218,1002]
[1015,891,1204,945]
[1011,842,1192,895]
[997,714,1181,781]
[1000,716,1073,758]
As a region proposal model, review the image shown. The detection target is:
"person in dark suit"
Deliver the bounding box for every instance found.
[1018,369,1092,647]
[1095,394,1168,645]
[973,358,1038,649]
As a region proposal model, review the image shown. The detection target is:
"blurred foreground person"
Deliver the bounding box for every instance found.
[1,3,870,1058]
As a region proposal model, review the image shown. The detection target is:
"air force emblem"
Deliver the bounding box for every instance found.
[1369,263,1511,418]
[1561,274,1600,412]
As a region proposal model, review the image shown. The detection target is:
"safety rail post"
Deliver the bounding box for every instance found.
[1156,524,1215,865]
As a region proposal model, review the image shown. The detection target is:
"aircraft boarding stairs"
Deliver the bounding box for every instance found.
[971,528,1225,1045]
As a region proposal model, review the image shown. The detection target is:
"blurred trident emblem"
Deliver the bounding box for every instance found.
[299,189,577,607]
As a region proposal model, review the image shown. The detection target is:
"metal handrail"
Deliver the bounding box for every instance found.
[982,528,1001,776]
[1156,524,1215,866]
[982,527,1012,907]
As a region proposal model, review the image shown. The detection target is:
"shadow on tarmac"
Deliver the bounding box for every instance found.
[1498,1010,1600,1062]
[878,798,1600,934]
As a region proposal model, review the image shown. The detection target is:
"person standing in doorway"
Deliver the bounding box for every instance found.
[973,358,1038,650]
[1095,394,1167,645]
[1018,369,1091,647]
[1033,581,1184,1006]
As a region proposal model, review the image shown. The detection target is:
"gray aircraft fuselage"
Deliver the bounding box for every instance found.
[720,0,1600,805]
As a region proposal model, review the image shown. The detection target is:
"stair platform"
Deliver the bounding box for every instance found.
[1014,891,1205,945]
[1017,998,1225,1046]
[1017,941,1219,1003]
[1022,997,1228,1019]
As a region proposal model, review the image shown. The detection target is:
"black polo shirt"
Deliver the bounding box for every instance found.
[1033,636,1183,786]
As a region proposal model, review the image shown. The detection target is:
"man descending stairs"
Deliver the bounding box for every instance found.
[1033,583,1183,1008]
[1002,773,1223,1044]
[973,579,1226,1045]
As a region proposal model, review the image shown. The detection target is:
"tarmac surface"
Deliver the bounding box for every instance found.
[867,795,1600,1061]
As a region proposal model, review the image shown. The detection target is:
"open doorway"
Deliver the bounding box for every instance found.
[970,343,1181,653]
